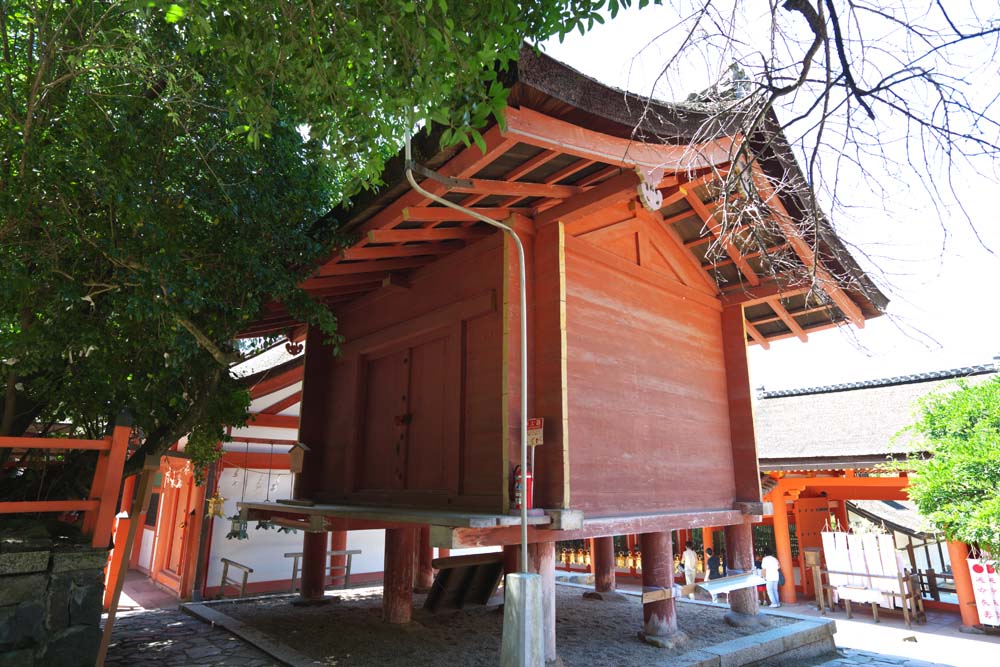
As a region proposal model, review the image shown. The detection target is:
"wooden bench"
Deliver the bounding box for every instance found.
[219,558,254,598]
[285,549,362,593]
[693,571,766,600]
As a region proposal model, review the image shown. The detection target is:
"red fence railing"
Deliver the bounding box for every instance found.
[0,424,130,549]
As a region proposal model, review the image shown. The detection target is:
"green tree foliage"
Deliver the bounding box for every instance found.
[906,377,1000,554]
[1,1,639,482]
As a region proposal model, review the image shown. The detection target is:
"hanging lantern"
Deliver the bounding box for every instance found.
[635,550,642,571]
[626,551,635,569]
[255,520,274,531]
[277,525,299,534]
[561,548,570,566]
[583,549,591,567]
[575,547,585,565]
[225,514,248,540]
[206,492,226,519]
[616,551,626,568]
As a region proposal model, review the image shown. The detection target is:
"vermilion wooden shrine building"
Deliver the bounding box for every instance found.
[241,47,886,654]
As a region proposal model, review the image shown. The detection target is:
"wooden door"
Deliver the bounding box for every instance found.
[151,464,195,594]
[357,328,460,500]
[360,349,410,491]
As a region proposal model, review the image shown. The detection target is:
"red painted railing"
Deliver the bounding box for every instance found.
[0,424,131,549]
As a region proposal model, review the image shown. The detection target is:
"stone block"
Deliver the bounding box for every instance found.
[45,584,70,633]
[37,625,101,667]
[50,548,109,573]
[781,620,834,650]
[0,599,45,648]
[0,573,46,607]
[69,581,104,626]
[0,550,49,575]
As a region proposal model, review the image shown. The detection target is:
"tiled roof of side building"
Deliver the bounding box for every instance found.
[753,357,999,462]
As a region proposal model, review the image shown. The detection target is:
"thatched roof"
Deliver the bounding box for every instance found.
[754,361,999,470]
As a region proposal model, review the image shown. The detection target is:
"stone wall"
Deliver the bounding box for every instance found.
[0,520,108,667]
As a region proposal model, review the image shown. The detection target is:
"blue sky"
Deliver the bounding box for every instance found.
[543,3,1000,391]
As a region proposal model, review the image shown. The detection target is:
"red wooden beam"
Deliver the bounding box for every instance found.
[719,280,811,308]
[767,298,808,342]
[248,365,303,398]
[685,192,760,286]
[0,436,110,451]
[315,257,431,277]
[341,242,462,260]
[366,227,490,244]
[0,500,99,514]
[402,207,514,222]
[504,106,733,170]
[247,413,298,429]
[260,390,301,415]
[448,177,582,199]
[538,171,639,229]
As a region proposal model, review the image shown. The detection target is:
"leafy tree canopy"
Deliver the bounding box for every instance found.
[906,377,1000,554]
[1,0,634,481]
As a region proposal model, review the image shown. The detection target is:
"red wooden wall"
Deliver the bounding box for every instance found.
[300,235,506,512]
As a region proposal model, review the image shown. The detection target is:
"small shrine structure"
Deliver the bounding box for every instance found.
[240,46,886,656]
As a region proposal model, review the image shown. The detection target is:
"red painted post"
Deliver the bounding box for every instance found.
[772,491,797,603]
[300,531,328,602]
[329,530,348,588]
[103,515,131,610]
[724,519,760,617]
[593,536,616,593]
[383,527,416,623]
[947,541,981,627]
[414,525,434,590]
[640,531,681,644]
[91,424,131,548]
[528,541,557,663]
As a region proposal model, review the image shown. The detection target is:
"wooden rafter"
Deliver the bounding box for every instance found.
[504,106,733,170]
[707,243,789,270]
[750,166,865,329]
[366,227,490,244]
[685,192,760,286]
[501,149,560,182]
[538,171,638,228]
[302,273,398,290]
[402,207,514,222]
[261,390,302,415]
[315,257,432,277]
[745,321,771,349]
[447,177,582,199]
[719,280,811,307]
[749,302,830,327]
[766,298,808,342]
[341,242,462,261]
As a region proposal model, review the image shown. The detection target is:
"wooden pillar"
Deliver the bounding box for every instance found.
[296,325,334,500]
[724,520,760,617]
[639,531,682,645]
[414,525,434,590]
[771,491,797,603]
[703,527,715,554]
[383,528,416,623]
[833,500,850,533]
[593,536,616,593]
[300,530,328,602]
[527,541,556,663]
[329,530,348,588]
[947,540,980,627]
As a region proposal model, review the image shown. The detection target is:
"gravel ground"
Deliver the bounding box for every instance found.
[218,585,794,667]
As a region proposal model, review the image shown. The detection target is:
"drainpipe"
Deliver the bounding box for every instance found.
[403,125,530,574]
[404,125,540,664]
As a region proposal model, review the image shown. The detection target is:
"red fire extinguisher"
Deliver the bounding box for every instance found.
[512,464,533,510]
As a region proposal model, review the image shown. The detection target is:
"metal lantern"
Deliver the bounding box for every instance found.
[583,549,591,567]
[575,548,585,565]
[626,551,635,569]
[562,548,571,566]
[225,514,248,540]
[206,492,226,519]
[616,551,626,568]
[635,550,642,571]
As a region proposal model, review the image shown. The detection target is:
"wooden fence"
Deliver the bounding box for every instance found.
[0,423,131,549]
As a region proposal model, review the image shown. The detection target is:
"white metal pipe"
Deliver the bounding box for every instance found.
[403,126,531,574]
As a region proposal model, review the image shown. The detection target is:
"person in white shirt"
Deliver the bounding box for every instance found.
[681,541,699,598]
[760,549,781,607]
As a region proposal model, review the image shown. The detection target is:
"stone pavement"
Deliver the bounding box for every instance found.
[103,607,281,667]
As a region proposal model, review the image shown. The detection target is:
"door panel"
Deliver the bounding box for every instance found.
[360,349,409,491]
[406,336,449,491]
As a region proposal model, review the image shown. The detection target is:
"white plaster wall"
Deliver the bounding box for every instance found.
[346,530,385,574]
[137,527,154,573]
[206,467,302,587]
